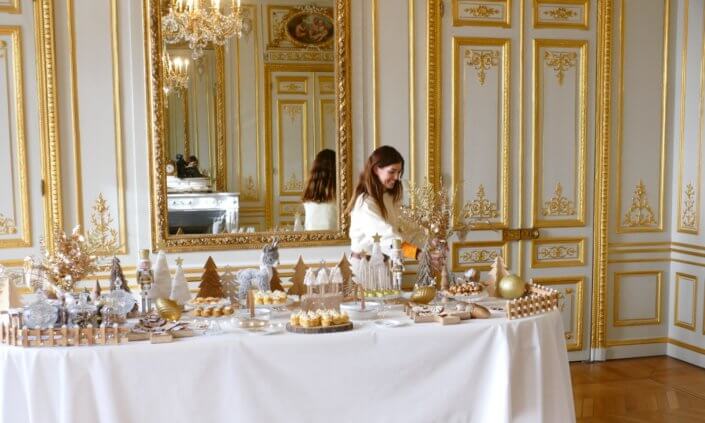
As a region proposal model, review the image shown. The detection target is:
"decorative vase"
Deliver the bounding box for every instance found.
[411,285,437,304]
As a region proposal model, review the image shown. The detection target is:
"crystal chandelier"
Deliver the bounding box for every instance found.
[163,53,190,96]
[162,0,252,59]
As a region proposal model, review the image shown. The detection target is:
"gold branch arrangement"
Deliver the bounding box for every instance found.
[40,226,97,293]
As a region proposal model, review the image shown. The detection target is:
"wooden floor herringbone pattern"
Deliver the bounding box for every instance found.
[571,357,705,422]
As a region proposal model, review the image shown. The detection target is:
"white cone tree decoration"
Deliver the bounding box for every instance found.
[148,250,172,299]
[368,233,390,290]
[170,257,191,305]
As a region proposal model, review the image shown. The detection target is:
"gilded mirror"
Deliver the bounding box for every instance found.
[145,0,352,250]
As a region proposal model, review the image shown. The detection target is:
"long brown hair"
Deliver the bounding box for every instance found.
[302,149,336,203]
[347,145,404,219]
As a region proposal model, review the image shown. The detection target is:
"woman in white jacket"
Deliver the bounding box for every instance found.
[302,149,337,230]
[347,146,418,261]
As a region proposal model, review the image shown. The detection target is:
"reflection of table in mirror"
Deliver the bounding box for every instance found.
[167,192,239,234]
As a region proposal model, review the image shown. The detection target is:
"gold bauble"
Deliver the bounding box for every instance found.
[411,285,437,304]
[497,274,526,299]
[155,298,182,321]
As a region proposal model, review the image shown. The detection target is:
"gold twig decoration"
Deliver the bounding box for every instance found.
[464,185,499,219]
[681,183,696,229]
[623,180,657,227]
[41,226,97,292]
[542,183,576,216]
[543,51,577,86]
[465,5,500,18]
[86,193,120,256]
[465,49,499,86]
[543,7,577,20]
[0,213,17,235]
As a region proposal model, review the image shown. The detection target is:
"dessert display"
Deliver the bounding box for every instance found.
[443,282,488,301]
[286,309,353,333]
[189,297,230,306]
[192,305,235,318]
[363,289,402,299]
[405,303,489,325]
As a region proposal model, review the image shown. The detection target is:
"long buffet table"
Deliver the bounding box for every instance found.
[0,310,575,423]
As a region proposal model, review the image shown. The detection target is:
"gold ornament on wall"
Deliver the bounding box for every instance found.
[543,51,577,86]
[283,172,303,192]
[465,49,499,86]
[542,183,576,216]
[86,194,121,257]
[681,182,696,230]
[460,249,498,264]
[464,185,499,219]
[0,213,18,235]
[465,5,500,18]
[283,103,303,122]
[543,7,577,20]
[242,175,259,201]
[537,246,578,260]
[623,180,657,227]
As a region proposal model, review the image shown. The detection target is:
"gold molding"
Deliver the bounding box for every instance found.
[67,0,84,231]
[214,46,226,192]
[451,240,509,272]
[613,271,662,327]
[616,0,668,233]
[533,0,589,29]
[110,0,127,255]
[622,180,657,227]
[0,0,19,14]
[591,0,614,351]
[408,0,415,186]
[605,337,668,347]
[146,0,352,251]
[0,27,31,248]
[674,272,697,331]
[453,0,511,28]
[427,0,442,187]
[532,237,585,268]
[543,51,577,85]
[669,337,705,355]
[452,37,510,230]
[372,0,379,149]
[532,39,587,228]
[34,0,63,249]
[533,276,585,352]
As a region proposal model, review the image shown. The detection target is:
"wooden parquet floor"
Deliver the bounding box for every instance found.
[572,356,705,422]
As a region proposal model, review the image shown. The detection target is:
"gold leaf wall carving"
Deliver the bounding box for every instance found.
[465,49,499,85]
[464,185,499,219]
[0,214,17,235]
[623,180,657,227]
[543,50,577,85]
[542,183,576,216]
[681,183,696,230]
[465,5,500,18]
[543,7,577,20]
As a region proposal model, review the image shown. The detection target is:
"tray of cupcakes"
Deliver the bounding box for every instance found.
[286,309,352,334]
[253,290,293,309]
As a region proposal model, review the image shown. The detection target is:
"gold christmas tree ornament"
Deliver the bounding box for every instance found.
[86,193,121,257]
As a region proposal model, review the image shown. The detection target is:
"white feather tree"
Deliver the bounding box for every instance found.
[170,257,191,305]
[148,250,172,299]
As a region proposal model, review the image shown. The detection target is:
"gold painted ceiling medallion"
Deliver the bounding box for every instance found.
[623,180,657,227]
[681,182,696,229]
[465,5,500,18]
[465,49,499,86]
[464,185,499,218]
[543,51,577,86]
[0,213,17,235]
[543,7,577,20]
[542,183,576,216]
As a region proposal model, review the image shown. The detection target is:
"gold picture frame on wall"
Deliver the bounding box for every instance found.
[144,0,352,251]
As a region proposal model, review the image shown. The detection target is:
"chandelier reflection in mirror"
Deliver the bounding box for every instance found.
[162,0,252,59]
[163,53,190,96]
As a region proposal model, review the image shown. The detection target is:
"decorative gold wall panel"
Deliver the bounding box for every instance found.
[277,76,307,94]
[452,37,510,229]
[0,27,30,249]
[613,271,662,327]
[532,39,588,228]
[616,0,668,233]
[533,277,585,351]
[453,0,511,27]
[533,0,589,29]
[277,99,307,196]
[532,238,585,268]
[0,0,20,14]
[675,272,697,331]
[451,241,508,272]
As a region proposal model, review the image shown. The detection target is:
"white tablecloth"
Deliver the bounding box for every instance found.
[0,310,574,423]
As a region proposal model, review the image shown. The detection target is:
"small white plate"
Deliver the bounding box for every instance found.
[373,319,406,328]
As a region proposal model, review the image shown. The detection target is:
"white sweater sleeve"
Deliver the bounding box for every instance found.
[349,195,401,256]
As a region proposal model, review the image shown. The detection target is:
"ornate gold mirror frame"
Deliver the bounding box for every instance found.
[144,0,352,251]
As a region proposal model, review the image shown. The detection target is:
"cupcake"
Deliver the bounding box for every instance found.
[193,308,202,317]
[290,313,300,326]
[223,306,233,315]
[321,312,332,327]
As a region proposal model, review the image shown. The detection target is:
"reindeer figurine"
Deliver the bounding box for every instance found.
[237,239,282,300]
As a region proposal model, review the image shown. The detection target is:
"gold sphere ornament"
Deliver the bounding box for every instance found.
[497,274,526,299]
[155,298,182,321]
[411,285,437,304]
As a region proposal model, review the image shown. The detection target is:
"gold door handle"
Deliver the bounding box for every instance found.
[501,228,540,242]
